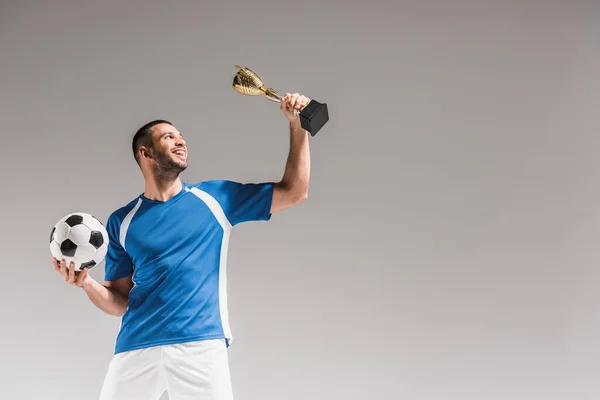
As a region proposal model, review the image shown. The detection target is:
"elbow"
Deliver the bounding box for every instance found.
[111,304,128,317]
[286,182,308,203]
[293,189,308,204]
[299,191,308,202]
[278,181,308,204]
[109,309,125,317]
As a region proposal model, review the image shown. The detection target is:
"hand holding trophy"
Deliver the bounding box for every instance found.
[232,65,329,136]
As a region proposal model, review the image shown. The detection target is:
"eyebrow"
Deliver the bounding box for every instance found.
[160,131,180,138]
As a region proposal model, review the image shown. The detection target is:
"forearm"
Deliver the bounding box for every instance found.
[279,121,311,197]
[82,278,128,317]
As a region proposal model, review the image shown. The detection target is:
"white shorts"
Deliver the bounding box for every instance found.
[99,339,234,400]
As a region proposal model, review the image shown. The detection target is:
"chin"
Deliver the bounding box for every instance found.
[172,156,188,167]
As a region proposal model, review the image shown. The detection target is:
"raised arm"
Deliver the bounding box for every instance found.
[271,93,311,214]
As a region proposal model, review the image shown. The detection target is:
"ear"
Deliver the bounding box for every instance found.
[140,146,153,160]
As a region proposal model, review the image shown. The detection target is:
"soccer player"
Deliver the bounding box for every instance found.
[51,93,312,400]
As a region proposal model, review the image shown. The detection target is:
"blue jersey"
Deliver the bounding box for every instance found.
[103,180,274,355]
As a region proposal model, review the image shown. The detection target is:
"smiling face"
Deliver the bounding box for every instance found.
[143,122,188,180]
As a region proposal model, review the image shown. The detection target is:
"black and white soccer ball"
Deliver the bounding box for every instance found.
[50,212,109,271]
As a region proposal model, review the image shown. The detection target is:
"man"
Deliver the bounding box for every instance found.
[51,92,312,399]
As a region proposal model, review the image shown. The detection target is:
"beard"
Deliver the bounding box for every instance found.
[151,148,187,181]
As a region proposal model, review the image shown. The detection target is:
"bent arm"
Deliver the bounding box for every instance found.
[82,275,132,317]
[271,121,311,213]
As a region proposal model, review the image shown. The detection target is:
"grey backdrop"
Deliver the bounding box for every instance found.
[1,1,599,399]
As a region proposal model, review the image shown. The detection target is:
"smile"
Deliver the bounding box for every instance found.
[173,149,186,157]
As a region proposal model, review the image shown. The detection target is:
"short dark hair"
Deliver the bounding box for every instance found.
[132,119,172,166]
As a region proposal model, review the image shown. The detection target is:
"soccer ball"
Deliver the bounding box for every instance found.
[50,212,109,271]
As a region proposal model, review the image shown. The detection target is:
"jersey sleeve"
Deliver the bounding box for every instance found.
[103,211,133,281]
[198,180,275,226]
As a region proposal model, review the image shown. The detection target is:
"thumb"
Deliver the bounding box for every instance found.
[77,268,90,286]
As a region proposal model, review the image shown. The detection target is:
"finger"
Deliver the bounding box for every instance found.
[68,261,76,284]
[283,93,294,111]
[294,95,306,110]
[76,268,88,286]
[60,259,68,280]
[289,93,299,110]
[280,93,290,110]
[52,257,59,272]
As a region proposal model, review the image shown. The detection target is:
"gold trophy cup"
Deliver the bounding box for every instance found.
[232,65,329,136]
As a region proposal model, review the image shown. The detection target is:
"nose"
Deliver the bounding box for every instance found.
[176,136,186,146]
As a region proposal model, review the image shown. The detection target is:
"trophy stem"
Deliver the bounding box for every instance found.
[261,87,302,116]
[262,87,283,103]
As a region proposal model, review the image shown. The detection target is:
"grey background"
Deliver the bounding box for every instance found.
[0,1,599,399]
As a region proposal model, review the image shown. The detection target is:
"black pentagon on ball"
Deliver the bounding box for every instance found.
[65,214,84,227]
[60,239,77,257]
[81,260,96,269]
[50,227,56,243]
[89,231,104,248]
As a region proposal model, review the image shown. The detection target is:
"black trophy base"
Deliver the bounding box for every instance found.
[299,100,329,136]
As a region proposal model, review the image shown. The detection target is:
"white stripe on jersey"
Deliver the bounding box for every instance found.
[186,186,234,341]
[120,197,142,251]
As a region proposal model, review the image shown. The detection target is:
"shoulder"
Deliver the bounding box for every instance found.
[106,196,142,229]
[188,179,239,191]
[186,180,244,196]
[185,180,274,200]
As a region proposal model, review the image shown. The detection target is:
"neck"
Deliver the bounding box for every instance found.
[143,175,183,202]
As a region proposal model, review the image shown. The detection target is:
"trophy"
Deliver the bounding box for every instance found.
[232,65,329,136]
